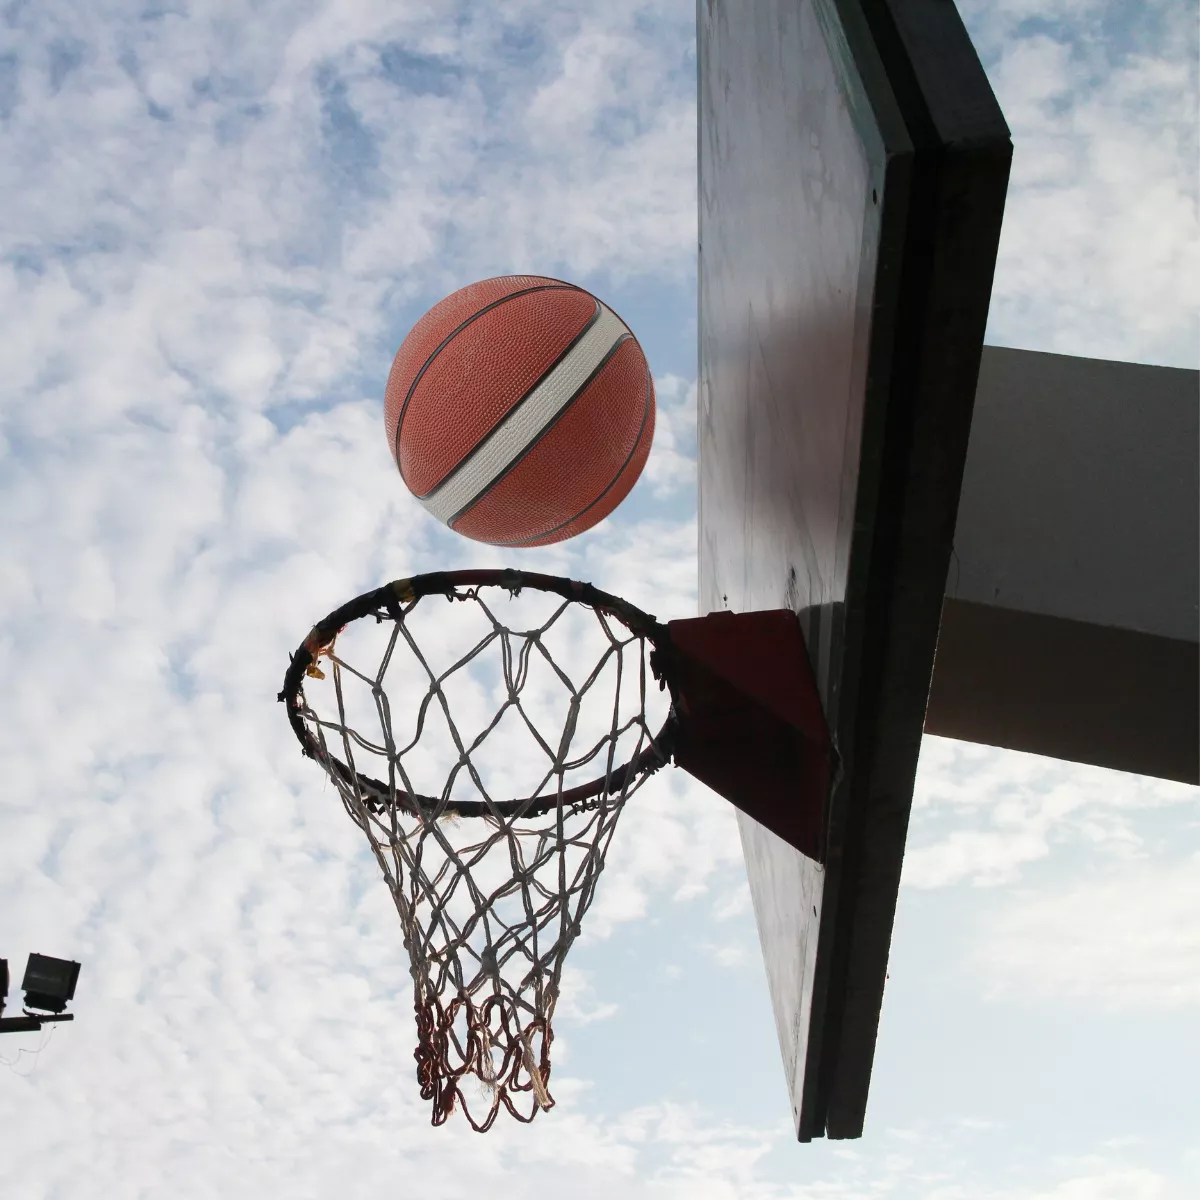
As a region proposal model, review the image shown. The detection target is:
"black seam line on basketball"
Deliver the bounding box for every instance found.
[486,357,653,547]
[392,282,581,483]
[445,330,631,527]
[416,300,608,505]
[449,340,645,540]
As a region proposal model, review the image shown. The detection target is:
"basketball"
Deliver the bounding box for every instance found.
[384,275,656,547]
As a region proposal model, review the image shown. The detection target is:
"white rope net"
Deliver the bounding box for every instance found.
[285,575,672,1130]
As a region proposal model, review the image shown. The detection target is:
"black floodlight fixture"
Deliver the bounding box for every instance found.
[0,959,8,1011]
[21,954,81,1014]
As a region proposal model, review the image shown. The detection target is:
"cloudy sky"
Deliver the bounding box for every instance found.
[1,0,1196,1197]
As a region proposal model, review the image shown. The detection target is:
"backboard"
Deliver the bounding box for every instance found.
[698,0,1011,1140]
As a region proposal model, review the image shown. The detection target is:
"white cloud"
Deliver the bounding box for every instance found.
[976,854,1200,1009]
[0,0,1194,1196]
[960,0,1198,366]
[0,4,721,1188]
[557,965,620,1025]
[642,373,697,497]
[905,738,1197,890]
[1024,1165,1174,1200]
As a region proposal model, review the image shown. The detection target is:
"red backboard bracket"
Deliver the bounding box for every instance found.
[664,610,835,862]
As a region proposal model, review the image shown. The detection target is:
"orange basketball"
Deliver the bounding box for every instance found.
[384,275,656,547]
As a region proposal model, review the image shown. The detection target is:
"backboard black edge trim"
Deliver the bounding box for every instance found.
[875,0,1012,147]
[800,0,1013,1143]
[820,142,1012,1155]
[793,0,919,1144]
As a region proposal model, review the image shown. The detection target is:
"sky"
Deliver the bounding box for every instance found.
[0,0,1197,1197]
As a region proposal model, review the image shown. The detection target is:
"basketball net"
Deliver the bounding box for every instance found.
[282,572,673,1130]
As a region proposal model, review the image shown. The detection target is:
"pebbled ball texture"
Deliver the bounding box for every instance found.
[384,275,655,547]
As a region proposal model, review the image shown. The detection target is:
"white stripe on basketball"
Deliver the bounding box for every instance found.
[419,302,631,526]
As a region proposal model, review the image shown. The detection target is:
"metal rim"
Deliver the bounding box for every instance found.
[279,568,678,819]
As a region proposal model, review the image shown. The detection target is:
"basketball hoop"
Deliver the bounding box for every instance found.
[280,569,834,1129]
[279,570,674,1130]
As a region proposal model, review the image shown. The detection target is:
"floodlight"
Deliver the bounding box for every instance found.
[21,954,81,1014]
